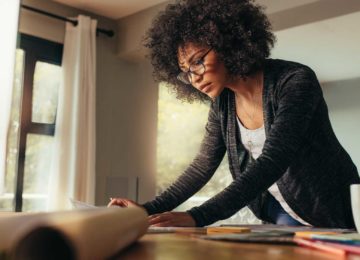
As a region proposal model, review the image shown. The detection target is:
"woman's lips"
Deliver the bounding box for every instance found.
[200,82,212,93]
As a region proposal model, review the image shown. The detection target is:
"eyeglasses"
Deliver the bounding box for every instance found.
[177,48,212,85]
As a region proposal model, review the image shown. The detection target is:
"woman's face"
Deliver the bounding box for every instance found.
[177,42,229,99]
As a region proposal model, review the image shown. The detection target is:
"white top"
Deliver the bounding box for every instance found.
[237,117,311,226]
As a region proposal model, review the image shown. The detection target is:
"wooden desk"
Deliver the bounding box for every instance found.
[115,233,360,260]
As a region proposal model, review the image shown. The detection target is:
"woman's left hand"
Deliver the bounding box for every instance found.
[148,211,196,227]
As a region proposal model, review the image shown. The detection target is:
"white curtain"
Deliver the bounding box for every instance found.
[0,0,20,195]
[48,15,97,210]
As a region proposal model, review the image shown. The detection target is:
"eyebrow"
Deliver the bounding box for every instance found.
[178,49,206,70]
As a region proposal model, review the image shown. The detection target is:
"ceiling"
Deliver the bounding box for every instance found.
[53,0,170,19]
[53,0,319,19]
[272,10,360,83]
[53,0,360,83]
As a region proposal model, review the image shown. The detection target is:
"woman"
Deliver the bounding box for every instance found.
[109,0,359,228]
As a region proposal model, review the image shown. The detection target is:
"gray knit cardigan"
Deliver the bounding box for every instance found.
[143,59,359,228]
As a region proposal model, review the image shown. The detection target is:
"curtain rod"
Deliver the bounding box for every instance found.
[21,4,114,38]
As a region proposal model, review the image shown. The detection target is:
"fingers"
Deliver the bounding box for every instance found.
[148,212,172,225]
[148,212,196,227]
[107,198,116,207]
[151,221,173,227]
[107,198,130,207]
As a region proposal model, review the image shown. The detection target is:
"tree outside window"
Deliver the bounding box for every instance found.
[156,82,260,225]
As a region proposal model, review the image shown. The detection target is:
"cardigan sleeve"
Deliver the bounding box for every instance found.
[188,66,323,226]
[142,100,227,215]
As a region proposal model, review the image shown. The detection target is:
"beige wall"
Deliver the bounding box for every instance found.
[20,0,116,43]
[117,2,169,61]
[19,0,158,205]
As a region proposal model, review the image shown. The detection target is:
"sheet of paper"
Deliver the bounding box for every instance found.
[69,198,97,209]
[147,226,207,234]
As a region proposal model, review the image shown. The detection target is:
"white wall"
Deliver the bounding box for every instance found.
[322,78,360,169]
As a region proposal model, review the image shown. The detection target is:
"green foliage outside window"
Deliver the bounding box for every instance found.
[156,83,260,224]
[156,82,232,198]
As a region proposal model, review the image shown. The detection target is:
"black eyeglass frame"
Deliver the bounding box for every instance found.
[177,48,213,85]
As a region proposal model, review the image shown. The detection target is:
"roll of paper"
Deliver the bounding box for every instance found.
[0,206,148,259]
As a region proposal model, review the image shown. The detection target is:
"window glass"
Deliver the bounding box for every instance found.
[22,133,53,211]
[31,61,61,124]
[1,49,24,211]
[3,35,63,212]
[156,83,260,224]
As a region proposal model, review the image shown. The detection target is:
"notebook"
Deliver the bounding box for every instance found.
[311,233,360,245]
[200,230,295,245]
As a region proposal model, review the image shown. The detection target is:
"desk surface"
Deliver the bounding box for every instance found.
[116,233,360,260]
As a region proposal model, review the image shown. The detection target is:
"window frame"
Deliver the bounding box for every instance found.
[14,33,63,211]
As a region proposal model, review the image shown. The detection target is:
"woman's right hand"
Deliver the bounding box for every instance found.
[107,198,141,208]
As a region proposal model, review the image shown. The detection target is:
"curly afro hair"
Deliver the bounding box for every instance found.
[144,0,276,103]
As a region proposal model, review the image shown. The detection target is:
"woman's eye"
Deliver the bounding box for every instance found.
[194,59,203,65]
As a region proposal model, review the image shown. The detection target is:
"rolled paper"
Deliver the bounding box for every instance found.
[0,206,148,259]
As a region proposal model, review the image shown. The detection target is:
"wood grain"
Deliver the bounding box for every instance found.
[114,233,360,260]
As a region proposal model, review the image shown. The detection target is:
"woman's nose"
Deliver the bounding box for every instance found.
[190,73,203,86]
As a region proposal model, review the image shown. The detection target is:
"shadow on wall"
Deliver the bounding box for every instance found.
[321,77,360,169]
[322,77,360,111]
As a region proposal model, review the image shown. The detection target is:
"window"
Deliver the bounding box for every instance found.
[1,34,63,212]
[157,83,260,224]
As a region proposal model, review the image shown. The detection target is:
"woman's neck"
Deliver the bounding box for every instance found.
[226,71,263,99]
